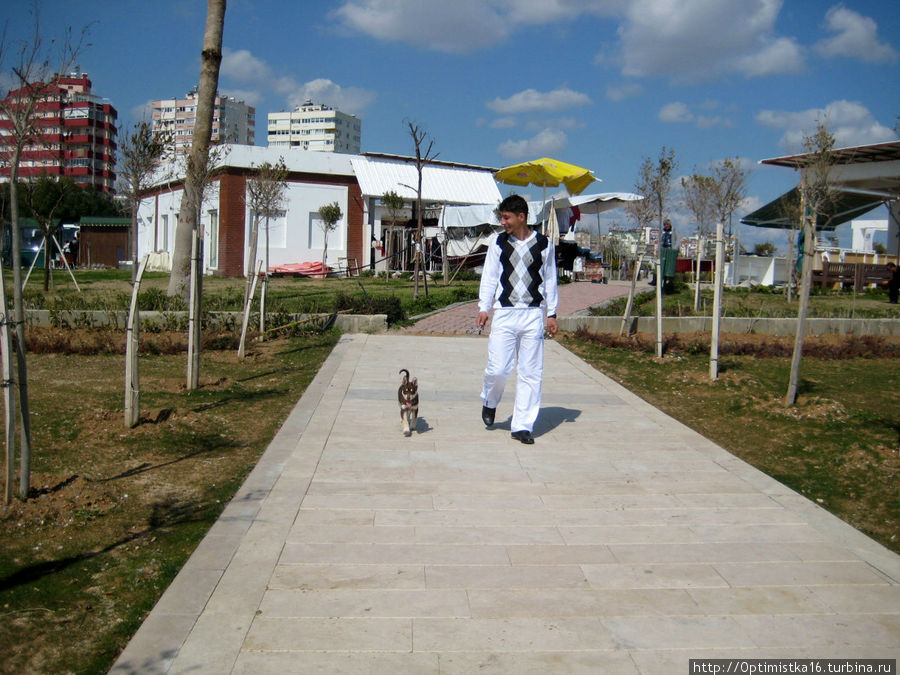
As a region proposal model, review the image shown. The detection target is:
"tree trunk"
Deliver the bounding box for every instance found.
[693,235,703,312]
[709,221,725,380]
[619,254,642,337]
[238,260,262,359]
[654,259,663,358]
[243,212,261,311]
[167,0,226,299]
[785,228,795,303]
[125,256,148,427]
[131,205,139,284]
[8,154,33,499]
[785,196,813,407]
[1,256,16,505]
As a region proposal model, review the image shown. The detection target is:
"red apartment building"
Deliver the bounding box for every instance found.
[0,72,117,192]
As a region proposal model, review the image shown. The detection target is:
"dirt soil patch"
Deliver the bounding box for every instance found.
[0,331,337,674]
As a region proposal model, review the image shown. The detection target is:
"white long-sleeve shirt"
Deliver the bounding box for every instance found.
[478,230,558,316]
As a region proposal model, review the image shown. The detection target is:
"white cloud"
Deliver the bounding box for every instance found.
[332,0,509,53]
[606,82,643,101]
[217,47,378,116]
[756,100,898,149]
[130,100,156,122]
[221,48,272,82]
[332,0,623,53]
[487,87,591,114]
[659,102,693,124]
[659,101,734,128]
[814,6,898,64]
[618,0,804,82]
[499,0,626,24]
[219,88,263,107]
[497,128,568,159]
[277,77,377,116]
[735,37,804,77]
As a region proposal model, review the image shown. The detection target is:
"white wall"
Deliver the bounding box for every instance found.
[245,182,348,272]
[137,178,351,274]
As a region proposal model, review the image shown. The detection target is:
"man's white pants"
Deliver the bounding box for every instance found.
[481,308,544,433]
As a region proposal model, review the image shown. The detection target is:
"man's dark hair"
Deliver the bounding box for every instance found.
[497,194,528,217]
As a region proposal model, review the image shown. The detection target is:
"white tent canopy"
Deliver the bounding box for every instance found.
[437,192,644,257]
[350,154,501,204]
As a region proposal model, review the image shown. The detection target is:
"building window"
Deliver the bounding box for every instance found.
[208,209,218,268]
[161,214,169,251]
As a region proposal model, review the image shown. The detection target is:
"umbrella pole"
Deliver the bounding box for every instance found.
[542,184,547,234]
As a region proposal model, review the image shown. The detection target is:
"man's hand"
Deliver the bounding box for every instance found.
[477,311,489,328]
[546,317,558,337]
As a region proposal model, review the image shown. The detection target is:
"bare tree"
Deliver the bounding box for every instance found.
[635,147,677,357]
[785,123,841,407]
[318,202,343,271]
[167,0,226,300]
[21,175,71,292]
[244,158,287,316]
[711,157,749,246]
[0,9,87,499]
[406,122,438,299]
[118,120,171,282]
[681,172,717,311]
[183,142,228,390]
[381,190,404,274]
[621,190,654,336]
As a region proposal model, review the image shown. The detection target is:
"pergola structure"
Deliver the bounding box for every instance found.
[741,140,900,255]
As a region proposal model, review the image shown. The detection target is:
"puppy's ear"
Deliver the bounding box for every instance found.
[411,378,417,387]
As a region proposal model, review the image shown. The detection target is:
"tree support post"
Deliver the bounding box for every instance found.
[710,221,725,380]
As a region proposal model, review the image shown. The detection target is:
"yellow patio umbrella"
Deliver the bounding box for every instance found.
[495,157,597,195]
[494,157,598,231]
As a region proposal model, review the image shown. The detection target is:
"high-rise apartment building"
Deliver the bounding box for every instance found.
[151,89,255,156]
[267,100,361,154]
[0,71,117,192]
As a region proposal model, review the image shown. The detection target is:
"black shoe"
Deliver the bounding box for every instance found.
[481,405,496,426]
[511,430,534,444]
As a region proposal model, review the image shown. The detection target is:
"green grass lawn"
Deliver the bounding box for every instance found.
[563,330,900,557]
[12,268,480,326]
[593,283,900,319]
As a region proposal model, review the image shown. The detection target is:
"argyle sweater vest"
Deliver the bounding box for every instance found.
[496,231,548,307]
[478,230,558,316]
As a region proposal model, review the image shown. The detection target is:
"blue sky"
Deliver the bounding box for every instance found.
[4,0,898,252]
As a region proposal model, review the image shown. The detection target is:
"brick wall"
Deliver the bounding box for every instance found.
[217,172,246,277]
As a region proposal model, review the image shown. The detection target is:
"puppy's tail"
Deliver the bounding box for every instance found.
[399,368,410,381]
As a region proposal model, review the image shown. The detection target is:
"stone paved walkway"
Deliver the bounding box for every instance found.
[401,280,643,335]
[111,296,899,674]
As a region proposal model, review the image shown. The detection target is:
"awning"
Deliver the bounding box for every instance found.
[534,192,643,221]
[351,155,501,205]
[740,188,885,231]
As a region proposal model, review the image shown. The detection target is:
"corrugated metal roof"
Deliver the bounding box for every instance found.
[760,140,900,169]
[740,187,883,230]
[350,155,502,205]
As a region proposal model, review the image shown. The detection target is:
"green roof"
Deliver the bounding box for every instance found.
[79,216,131,227]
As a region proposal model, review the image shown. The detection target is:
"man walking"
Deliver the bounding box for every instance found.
[477,194,558,444]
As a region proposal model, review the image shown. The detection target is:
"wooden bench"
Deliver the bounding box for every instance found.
[812,261,892,291]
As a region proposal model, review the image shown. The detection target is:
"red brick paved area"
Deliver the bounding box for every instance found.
[399,280,640,335]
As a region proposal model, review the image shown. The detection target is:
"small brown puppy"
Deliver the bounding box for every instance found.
[398,369,419,436]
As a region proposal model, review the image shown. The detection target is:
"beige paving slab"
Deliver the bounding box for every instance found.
[112,334,900,673]
[437,651,640,675]
[243,617,412,652]
[412,617,618,651]
[259,588,470,618]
